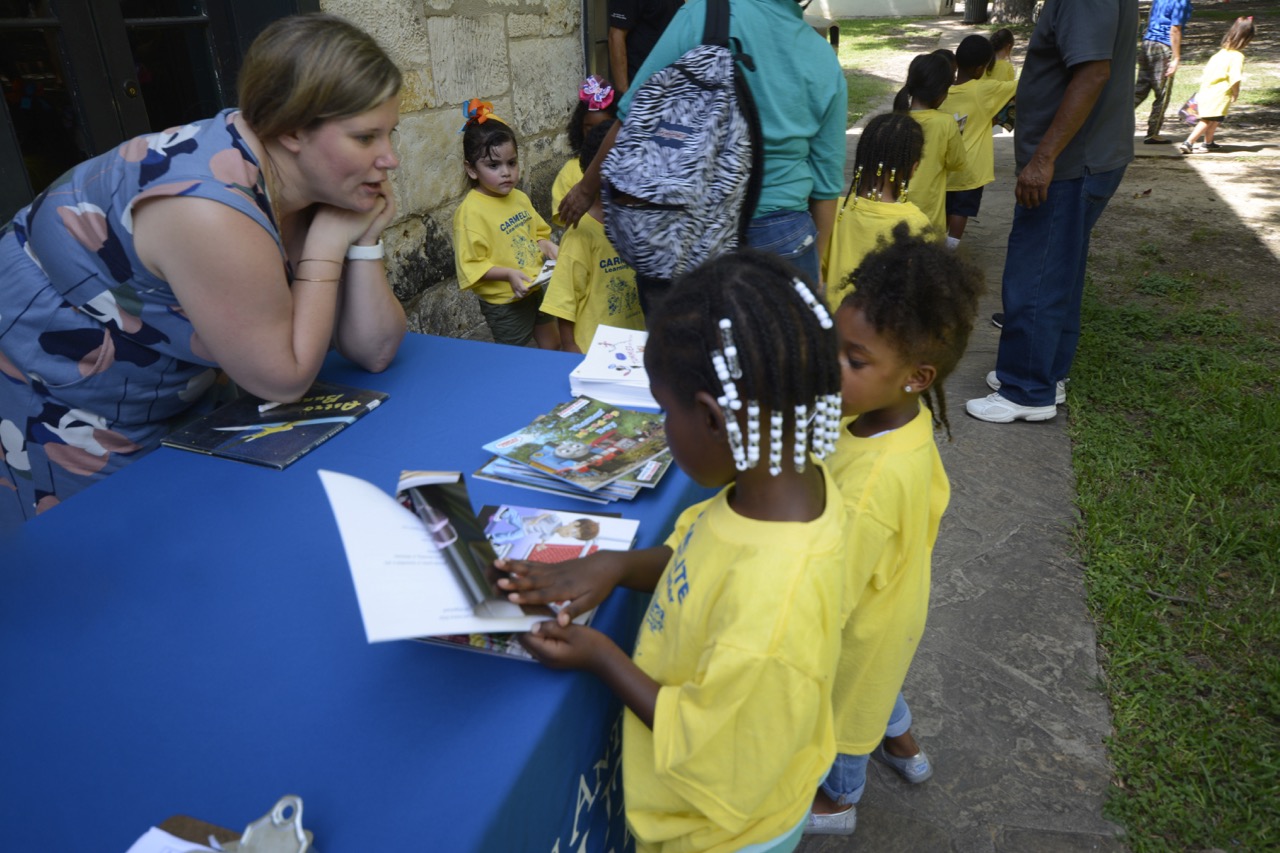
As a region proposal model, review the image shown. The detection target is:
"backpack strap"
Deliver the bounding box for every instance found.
[703,0,730,47]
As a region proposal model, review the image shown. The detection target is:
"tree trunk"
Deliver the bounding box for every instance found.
[990,0,1038,24]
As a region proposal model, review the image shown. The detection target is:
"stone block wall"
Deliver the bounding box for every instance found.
[322,0,585,340]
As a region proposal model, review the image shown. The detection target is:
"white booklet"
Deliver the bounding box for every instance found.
[319,469,559,641]
[318,470,636,643]
[568,324,656,409]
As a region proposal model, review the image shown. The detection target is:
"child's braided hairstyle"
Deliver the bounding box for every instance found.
[647,249,842,470]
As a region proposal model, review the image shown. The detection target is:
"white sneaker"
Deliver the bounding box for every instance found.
[986,371,1067,405]
[966,392,1057,423]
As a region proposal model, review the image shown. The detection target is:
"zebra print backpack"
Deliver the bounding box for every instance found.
[601,0,763,283]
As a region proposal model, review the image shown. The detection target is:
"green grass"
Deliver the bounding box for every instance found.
[833,17,942,126]
[1069,262,1280,851]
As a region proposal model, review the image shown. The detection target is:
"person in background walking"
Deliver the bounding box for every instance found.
[1135,0,1193,144]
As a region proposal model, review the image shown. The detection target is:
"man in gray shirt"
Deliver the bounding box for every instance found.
[967,0,1138,424]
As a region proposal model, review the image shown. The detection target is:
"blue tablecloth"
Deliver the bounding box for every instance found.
[0,333,711,852]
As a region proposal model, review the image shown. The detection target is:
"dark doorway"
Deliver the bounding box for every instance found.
[0,0,317,221]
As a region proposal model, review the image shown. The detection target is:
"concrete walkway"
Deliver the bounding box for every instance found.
[798,19,1126,853]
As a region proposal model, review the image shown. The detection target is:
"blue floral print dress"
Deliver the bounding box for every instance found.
[0,109,283,525]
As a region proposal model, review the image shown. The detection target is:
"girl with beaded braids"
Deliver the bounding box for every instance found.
[506,249,847,853]
[807,225,983,837]
[823,112,931,309]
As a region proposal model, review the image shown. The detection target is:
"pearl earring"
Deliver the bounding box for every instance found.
[904,385,912,393]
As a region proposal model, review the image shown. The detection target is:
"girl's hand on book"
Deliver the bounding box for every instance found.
[507,269,533,299]
[495,552,622,624]
[519,621,612,671]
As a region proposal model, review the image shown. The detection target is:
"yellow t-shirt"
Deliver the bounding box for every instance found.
[824,197,932,308]
[625,465,846,853]
[941,78,1018,190]
[989,58,1016,83]
[451,188,551,304]
[908,109,969,237]
[541,212,644,351]
[551,158,584,227]
[829,405,950,754]
[1196,49,1245,118]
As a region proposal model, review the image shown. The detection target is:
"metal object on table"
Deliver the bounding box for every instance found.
[222,795,313,853]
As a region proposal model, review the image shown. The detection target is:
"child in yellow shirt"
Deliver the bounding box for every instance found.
[806,226,984,837]
[552,75,617,226]
[542,119,645,351]
[941,35,1017,248]
[824,113,931,308]
[507,250,848,853]
[1180,17,1256,154]
[988,28,1016,82]
[894,53,970,238]
[452,101,559,348]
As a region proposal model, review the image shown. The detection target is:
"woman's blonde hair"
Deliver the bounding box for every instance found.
[238,13,401,140]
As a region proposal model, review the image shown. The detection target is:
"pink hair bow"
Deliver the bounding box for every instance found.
[579,75,615,111]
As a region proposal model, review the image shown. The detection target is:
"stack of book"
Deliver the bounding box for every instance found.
[475,396,672,504]
[568,325,656,409]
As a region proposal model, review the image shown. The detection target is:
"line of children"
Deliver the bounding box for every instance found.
[452,100,560,349]
[541,118,646,353]
[552,76,618,226]
[1180,17,1256,154]
[507,249,849,853]
[823,113,931,307]
[807,225,984,836]
[893,53,970,240]
[941,35,1018,249]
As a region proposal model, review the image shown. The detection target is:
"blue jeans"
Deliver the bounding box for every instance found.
[821,693,913,806]
[745,209,821,285]
[634,209,821,319]
[994,166,1127,406]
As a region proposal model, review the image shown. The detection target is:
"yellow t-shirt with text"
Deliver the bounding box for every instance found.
[829,405,949,754]
[624,465,846,853]
[941,77,1018,190]
[452,188,551,304]
[909,109,969,236]
[541,212,644,351]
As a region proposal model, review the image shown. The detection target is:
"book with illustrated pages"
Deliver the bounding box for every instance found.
[162,381,387,470]
[423,504,640,660]
[482,397,668,493]
[568,325,657,409]
[474,451,672,504]
[318,470,639,659]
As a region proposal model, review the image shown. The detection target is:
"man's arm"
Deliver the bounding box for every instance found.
[1015,59,1111,209]
[1167,25,1182,77]
[609,26,631,93]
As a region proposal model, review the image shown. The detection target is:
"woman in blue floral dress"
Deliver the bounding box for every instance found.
[0,14,408,528]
